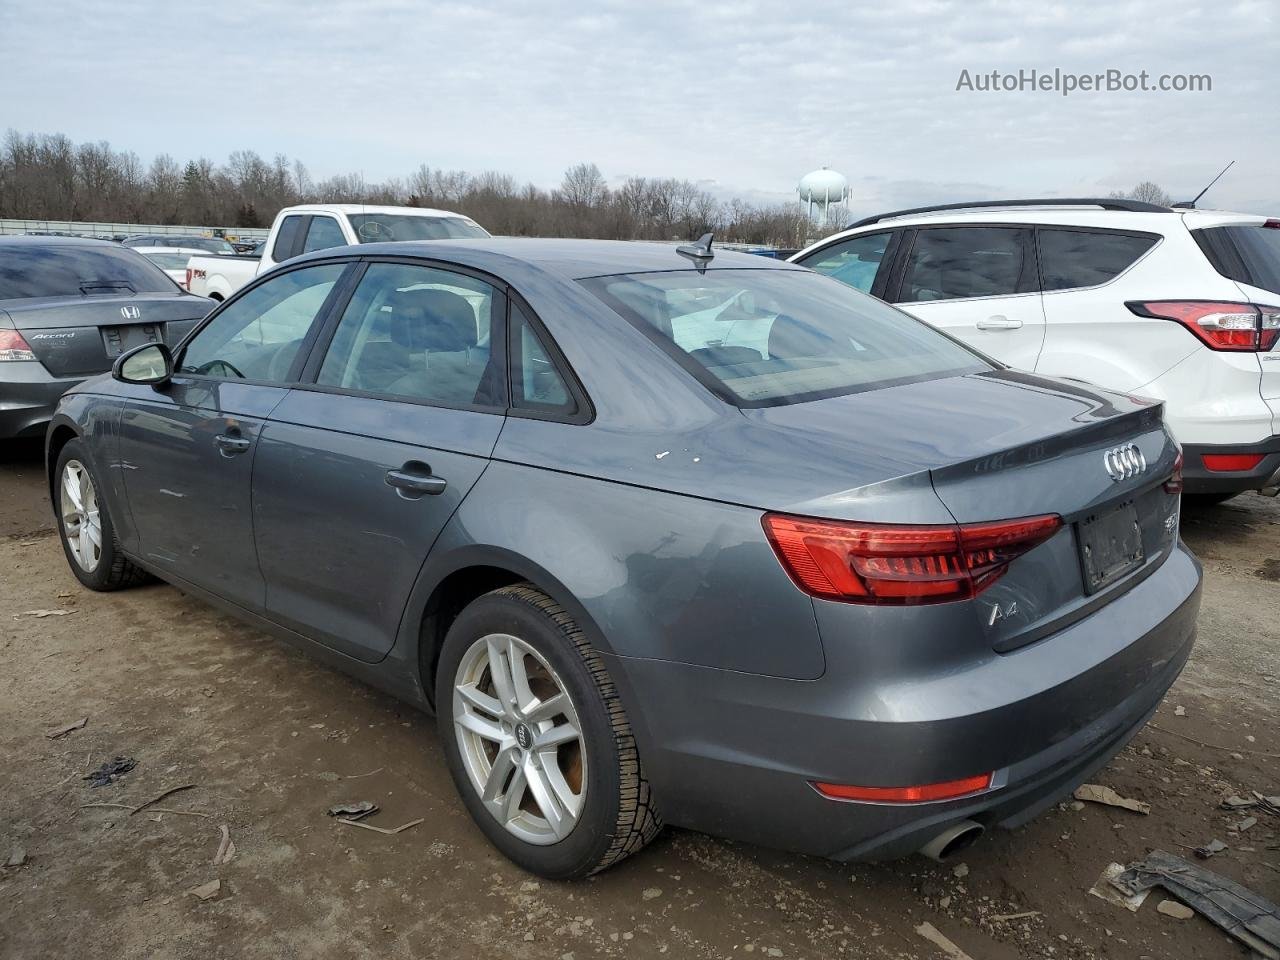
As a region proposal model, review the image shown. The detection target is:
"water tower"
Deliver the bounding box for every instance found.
[798,168,849,228]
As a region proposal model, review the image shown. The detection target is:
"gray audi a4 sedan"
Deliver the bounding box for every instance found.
[45,238,1201,879]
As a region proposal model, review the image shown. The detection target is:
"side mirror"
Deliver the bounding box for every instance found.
[113,342,173,386]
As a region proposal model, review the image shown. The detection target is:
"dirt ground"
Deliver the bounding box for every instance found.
[1,436,1276,960]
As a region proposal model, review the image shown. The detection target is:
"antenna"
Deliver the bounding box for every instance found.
[676,232,715,269]
[1173,161,1235,209]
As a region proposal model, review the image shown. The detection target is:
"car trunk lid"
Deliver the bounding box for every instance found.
[4,293,209,376]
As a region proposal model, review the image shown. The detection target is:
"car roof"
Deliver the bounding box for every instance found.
[282,204,474,219]
[300,237,801,281]
[824,205,1270,237]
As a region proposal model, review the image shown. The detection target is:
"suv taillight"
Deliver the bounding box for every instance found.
[185,267,193,290]
[0,329,35,362]
[1127,300,1280,352]
[762,513,1061,605]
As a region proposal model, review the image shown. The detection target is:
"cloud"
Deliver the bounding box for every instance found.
[2,0,1276,213]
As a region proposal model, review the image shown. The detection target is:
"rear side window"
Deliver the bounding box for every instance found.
[1195,225,1280,296]
[509,302,572,412]
[898,227,1032,303]
[582,268,990,406]
[796,232,891,293]
[316,262,503,408]
[1038,229,1156,291]
[0,243,176,299]
[302,216,346,254]
[272,215,305,262]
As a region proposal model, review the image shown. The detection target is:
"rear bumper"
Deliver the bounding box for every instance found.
[608,544,1200,861]
[1181,437,1280,494]
[0,363,83,439]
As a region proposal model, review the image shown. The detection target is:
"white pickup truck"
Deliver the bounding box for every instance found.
[185,203,488,300]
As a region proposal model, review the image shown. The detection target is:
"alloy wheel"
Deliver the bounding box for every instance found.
[452,633,586,845]
[60,459,102,572]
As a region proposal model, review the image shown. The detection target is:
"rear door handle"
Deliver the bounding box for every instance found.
[214,433,251,456]
[976,315,1024,330]
[385,465,447,497]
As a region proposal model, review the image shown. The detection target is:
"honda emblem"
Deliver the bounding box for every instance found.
[120,305,141,320]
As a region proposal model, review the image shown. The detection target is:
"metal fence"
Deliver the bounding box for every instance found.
[0,218,270,242]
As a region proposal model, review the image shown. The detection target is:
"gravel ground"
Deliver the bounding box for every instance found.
[1,437,1276,959]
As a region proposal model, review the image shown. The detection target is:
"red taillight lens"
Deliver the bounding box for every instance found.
[813,772,994,804]
[1127,300,1280,352]
[185,267,193,289]
[1202,453,1265,472]
[763,513,1061,605]
[0,329,36,362]
[1164,449,1184,494]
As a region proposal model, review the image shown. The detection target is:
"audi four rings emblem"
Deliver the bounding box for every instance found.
[120,305,141,319]
[1103,443,1146,482]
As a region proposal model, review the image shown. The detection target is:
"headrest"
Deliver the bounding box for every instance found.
[386,288,478,352]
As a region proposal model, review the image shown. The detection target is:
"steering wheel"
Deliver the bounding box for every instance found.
[193,358,245,379]
[357,221,394,242]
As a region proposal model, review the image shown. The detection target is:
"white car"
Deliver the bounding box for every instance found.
[791,199,1280,503]
[135,246,210,290]
[185,204,488,301]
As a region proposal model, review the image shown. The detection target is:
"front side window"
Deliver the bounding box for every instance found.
[1038,229,1157,291]
[797,232,891,293]
[898,227,1032,303]
[302,216,347,254]
[178,263,345,381]
[582,269,990,406]
[316,262,502,407]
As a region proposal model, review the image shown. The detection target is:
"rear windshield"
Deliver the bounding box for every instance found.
[350,214,489,243]
[142,251,196,270]
[1195,225,1280,296]
[0,244,177,299]
[581,268,991,406]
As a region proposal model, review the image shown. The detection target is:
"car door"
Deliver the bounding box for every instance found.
[117,261,352,610]
[251,260,508,662]
[888,225,1047,370]
[792,230,900,298]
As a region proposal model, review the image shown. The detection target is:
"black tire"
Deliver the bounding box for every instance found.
[1183,492,1238,508]
[435,583,661,878]
[54,438,150,591]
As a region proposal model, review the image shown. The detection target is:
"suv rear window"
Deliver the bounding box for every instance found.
[581,269,990,407]
[1195,225,1280,296]
[1038,229,1157,290]
[0,243,177,299]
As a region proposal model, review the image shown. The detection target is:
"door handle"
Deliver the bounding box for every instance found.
[385,465,447,497]
[976,315,1024,330]
[214,433,251,456]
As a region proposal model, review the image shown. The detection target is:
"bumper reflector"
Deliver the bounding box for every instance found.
[812,772,994,804]
[1201,453,1265,472]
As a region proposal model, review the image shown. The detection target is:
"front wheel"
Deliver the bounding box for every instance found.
[55,439,150,591]
[436,584,660,878]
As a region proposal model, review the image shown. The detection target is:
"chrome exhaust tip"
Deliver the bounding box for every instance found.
[918,820,984,862]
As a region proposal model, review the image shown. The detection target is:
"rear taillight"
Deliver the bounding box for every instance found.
[1127,300,1280,352]
[762,513,1061,605]
[1202,453,1265,472]
[0,329,35,362]
[185,267,193,289]
[1164,449,1184,494]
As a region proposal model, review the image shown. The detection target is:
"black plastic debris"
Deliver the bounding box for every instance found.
[1112,850,1280,959]
[83,756,137,788]
[326,801,378,821]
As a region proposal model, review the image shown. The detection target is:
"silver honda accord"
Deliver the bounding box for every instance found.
[46,237,1200,878]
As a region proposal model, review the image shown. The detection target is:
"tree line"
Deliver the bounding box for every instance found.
[0,130,824,247]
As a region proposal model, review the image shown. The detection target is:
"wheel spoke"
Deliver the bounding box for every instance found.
[506,637,537,715]
[533,720,579,750]
[456,682,504,720]
[63,469,83,512]
[85,515,102,550]
[501,763,528,822]
[481,746,518,804]
[454,708,505,744]
[539,757,584,818]
[524,693,568,724]
[486,637,517,714]
[79,525,93,561]
[524,757,571,840]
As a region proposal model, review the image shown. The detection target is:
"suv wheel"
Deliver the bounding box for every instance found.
[436,583,660,878]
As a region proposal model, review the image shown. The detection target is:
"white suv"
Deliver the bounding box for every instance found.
[791,199,1280,502]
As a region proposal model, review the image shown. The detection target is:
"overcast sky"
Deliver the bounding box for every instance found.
[3,0,1277,215]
